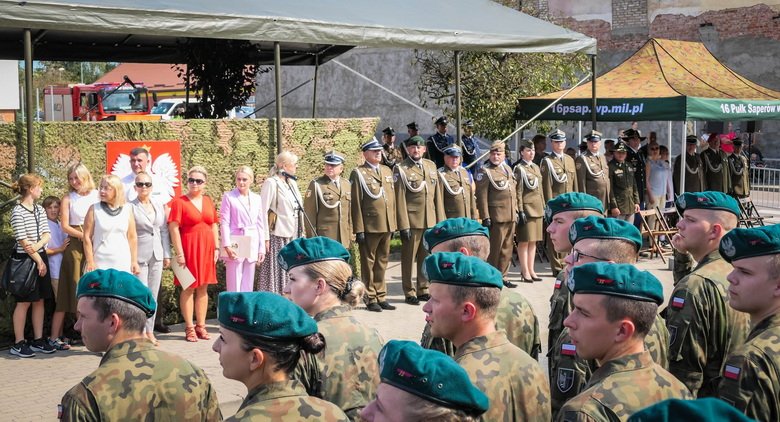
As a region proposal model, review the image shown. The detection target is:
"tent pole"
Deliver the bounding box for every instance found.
[667,121,672,156]
[185,64,190,115]
[274,41,283,153]
[311,53,319,118]
[578,121,582,146]
[24,28,34,173]
[679,121,687,195]
[590,54,597,130]
[455,51,462,147]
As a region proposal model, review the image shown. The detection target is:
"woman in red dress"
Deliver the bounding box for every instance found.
[168,166,219,342]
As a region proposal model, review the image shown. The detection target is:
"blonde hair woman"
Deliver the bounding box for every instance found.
[168,166,219,342]
[82,175,138,274]
[280,237,384,419]
[50,163,99,347]
[257,151,303,294]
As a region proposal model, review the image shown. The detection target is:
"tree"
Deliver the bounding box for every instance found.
[175,39,269,119]
[414,2,588,140]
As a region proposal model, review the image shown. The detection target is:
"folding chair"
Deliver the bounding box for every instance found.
[737,196,770,227]
[637,209,676,264]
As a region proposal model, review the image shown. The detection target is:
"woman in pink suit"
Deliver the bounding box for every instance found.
[220,166,267,292]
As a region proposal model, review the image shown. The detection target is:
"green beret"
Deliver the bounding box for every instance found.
[627,398,754,422]
[676,191,740,217]
[422,252,503,289]
[77,269,156,318]
[217,291,317,339]
[720,224,780,263]
[423,218,489,252]
[545,192,605,221]
[568,262,664,305]
[405,135,426,146]
[277,236,350,271]
[569,215,642,251]
[378,340,489,415]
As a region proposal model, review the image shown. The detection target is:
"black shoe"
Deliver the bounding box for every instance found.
[405,296,420,305]
[503,280,518,288]
[531,276,543,282]
[417,294,431,302]
[154,323,171,334]
[520,276,533,284]
[30,337,56,354]
[366,303,383,312]
[378,301,396,310]
[9,340,35,358]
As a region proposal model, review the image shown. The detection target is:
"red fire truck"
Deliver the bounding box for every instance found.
[43,78,153,121]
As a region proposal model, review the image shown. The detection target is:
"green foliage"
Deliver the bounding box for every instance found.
[0,118,378,339]
[413,4,588,140]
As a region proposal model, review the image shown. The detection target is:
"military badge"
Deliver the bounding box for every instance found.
[723,364,741,380]
[566,271,576,292]
[561,343,576,356]
[677,195,686,209]
[568,224,577,243]
[545,206,552,221]
[575,162,582,170]
[476,172,483,181]
[557,368,575,393]
[305,189,312,198]
[671,296,685,308]
[721,237,736,258]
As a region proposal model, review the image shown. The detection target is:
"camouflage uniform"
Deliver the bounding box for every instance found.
[549,316,670,419]
[313,305,384,420]
[548,272,570,353]
[664,250,750,397]
[227,380,348,422]
[716,313,780,422]
[421,290,542,360]
[556,351,693,422]
[455,330,550,422]
[59,339,221,421]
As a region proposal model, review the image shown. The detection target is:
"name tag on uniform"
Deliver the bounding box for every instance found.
[614,169,624,175]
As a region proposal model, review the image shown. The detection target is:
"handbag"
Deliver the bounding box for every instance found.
[267,180,280,232]
[1,251,37,297]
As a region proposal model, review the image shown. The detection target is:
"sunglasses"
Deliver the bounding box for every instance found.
[187,178,205,185]
[135,182,152,188]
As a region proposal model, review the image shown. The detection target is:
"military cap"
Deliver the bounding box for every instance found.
[686,135,698,144]
[323,151,345,165]
[462,119,474,128]
[77,269,157,317]
[568,215,642,251]
[423,252,503,289]
[489,140,505,151]
[218,291,317,339]
[732,137,743,146]
[621,128,646,140]
[567,262,664,305]
[378,340,489,415]
[720,224,780,263]
[545,192,605,221]
[361,137,383,151]
[434,116,448,126]
[423,217,489,252]
[382,126,395,136]
[407,121,420,131]
[518,138,533,150]
[405,135,426,146]
[443,145,462,157]
[613,141,628,153]
[675,191,741,217]
[277,236,350,271]
[627,398,754,422]
[549,129,566,141]
[584,130,602,141]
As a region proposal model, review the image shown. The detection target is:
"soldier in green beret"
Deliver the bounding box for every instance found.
[278,237,383,420]
[545,192,604,352]
[628,398,754,422]
[664,191,750,397]
[60,269,221,421]
[556,263,692,422]
[395,135,446,305]
[418,218,542,360]
[213,291,348,421]
[422,252,550,421]
[360,340,488,421]
[716,224,780,422]
[548,216,671,419]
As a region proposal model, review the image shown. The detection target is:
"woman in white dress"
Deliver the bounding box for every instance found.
[83,174,139,274]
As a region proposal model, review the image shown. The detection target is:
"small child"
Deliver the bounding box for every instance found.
[43,196,70,350]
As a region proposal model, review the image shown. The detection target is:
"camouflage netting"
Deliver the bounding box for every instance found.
[0,118,378,340]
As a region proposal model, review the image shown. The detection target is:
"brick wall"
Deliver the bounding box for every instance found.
[612,0,648,31]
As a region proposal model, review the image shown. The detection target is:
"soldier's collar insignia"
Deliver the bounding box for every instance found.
[721,237,736,258]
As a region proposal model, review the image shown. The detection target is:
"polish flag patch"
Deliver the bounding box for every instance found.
[554,279,562,289]
[724,364,741,380]
[672,297,685,308]
[561,343,576,356]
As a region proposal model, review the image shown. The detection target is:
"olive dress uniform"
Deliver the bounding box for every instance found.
[350,162,397,306]
[438,165,478,219]
[475,161,517,277]
[673,152,705,195]
[304,176,352,248]
[514,159,544,242]
[728,151,750,198]
[395,157,445,299]
[608,158,640,220]
[575,151,610,213]
[541,151,579,276]
[701,147,731,193]
[381,142,404,169]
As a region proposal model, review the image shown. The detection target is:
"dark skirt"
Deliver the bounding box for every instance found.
[13,251,54,303]
[517,217,543,242]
